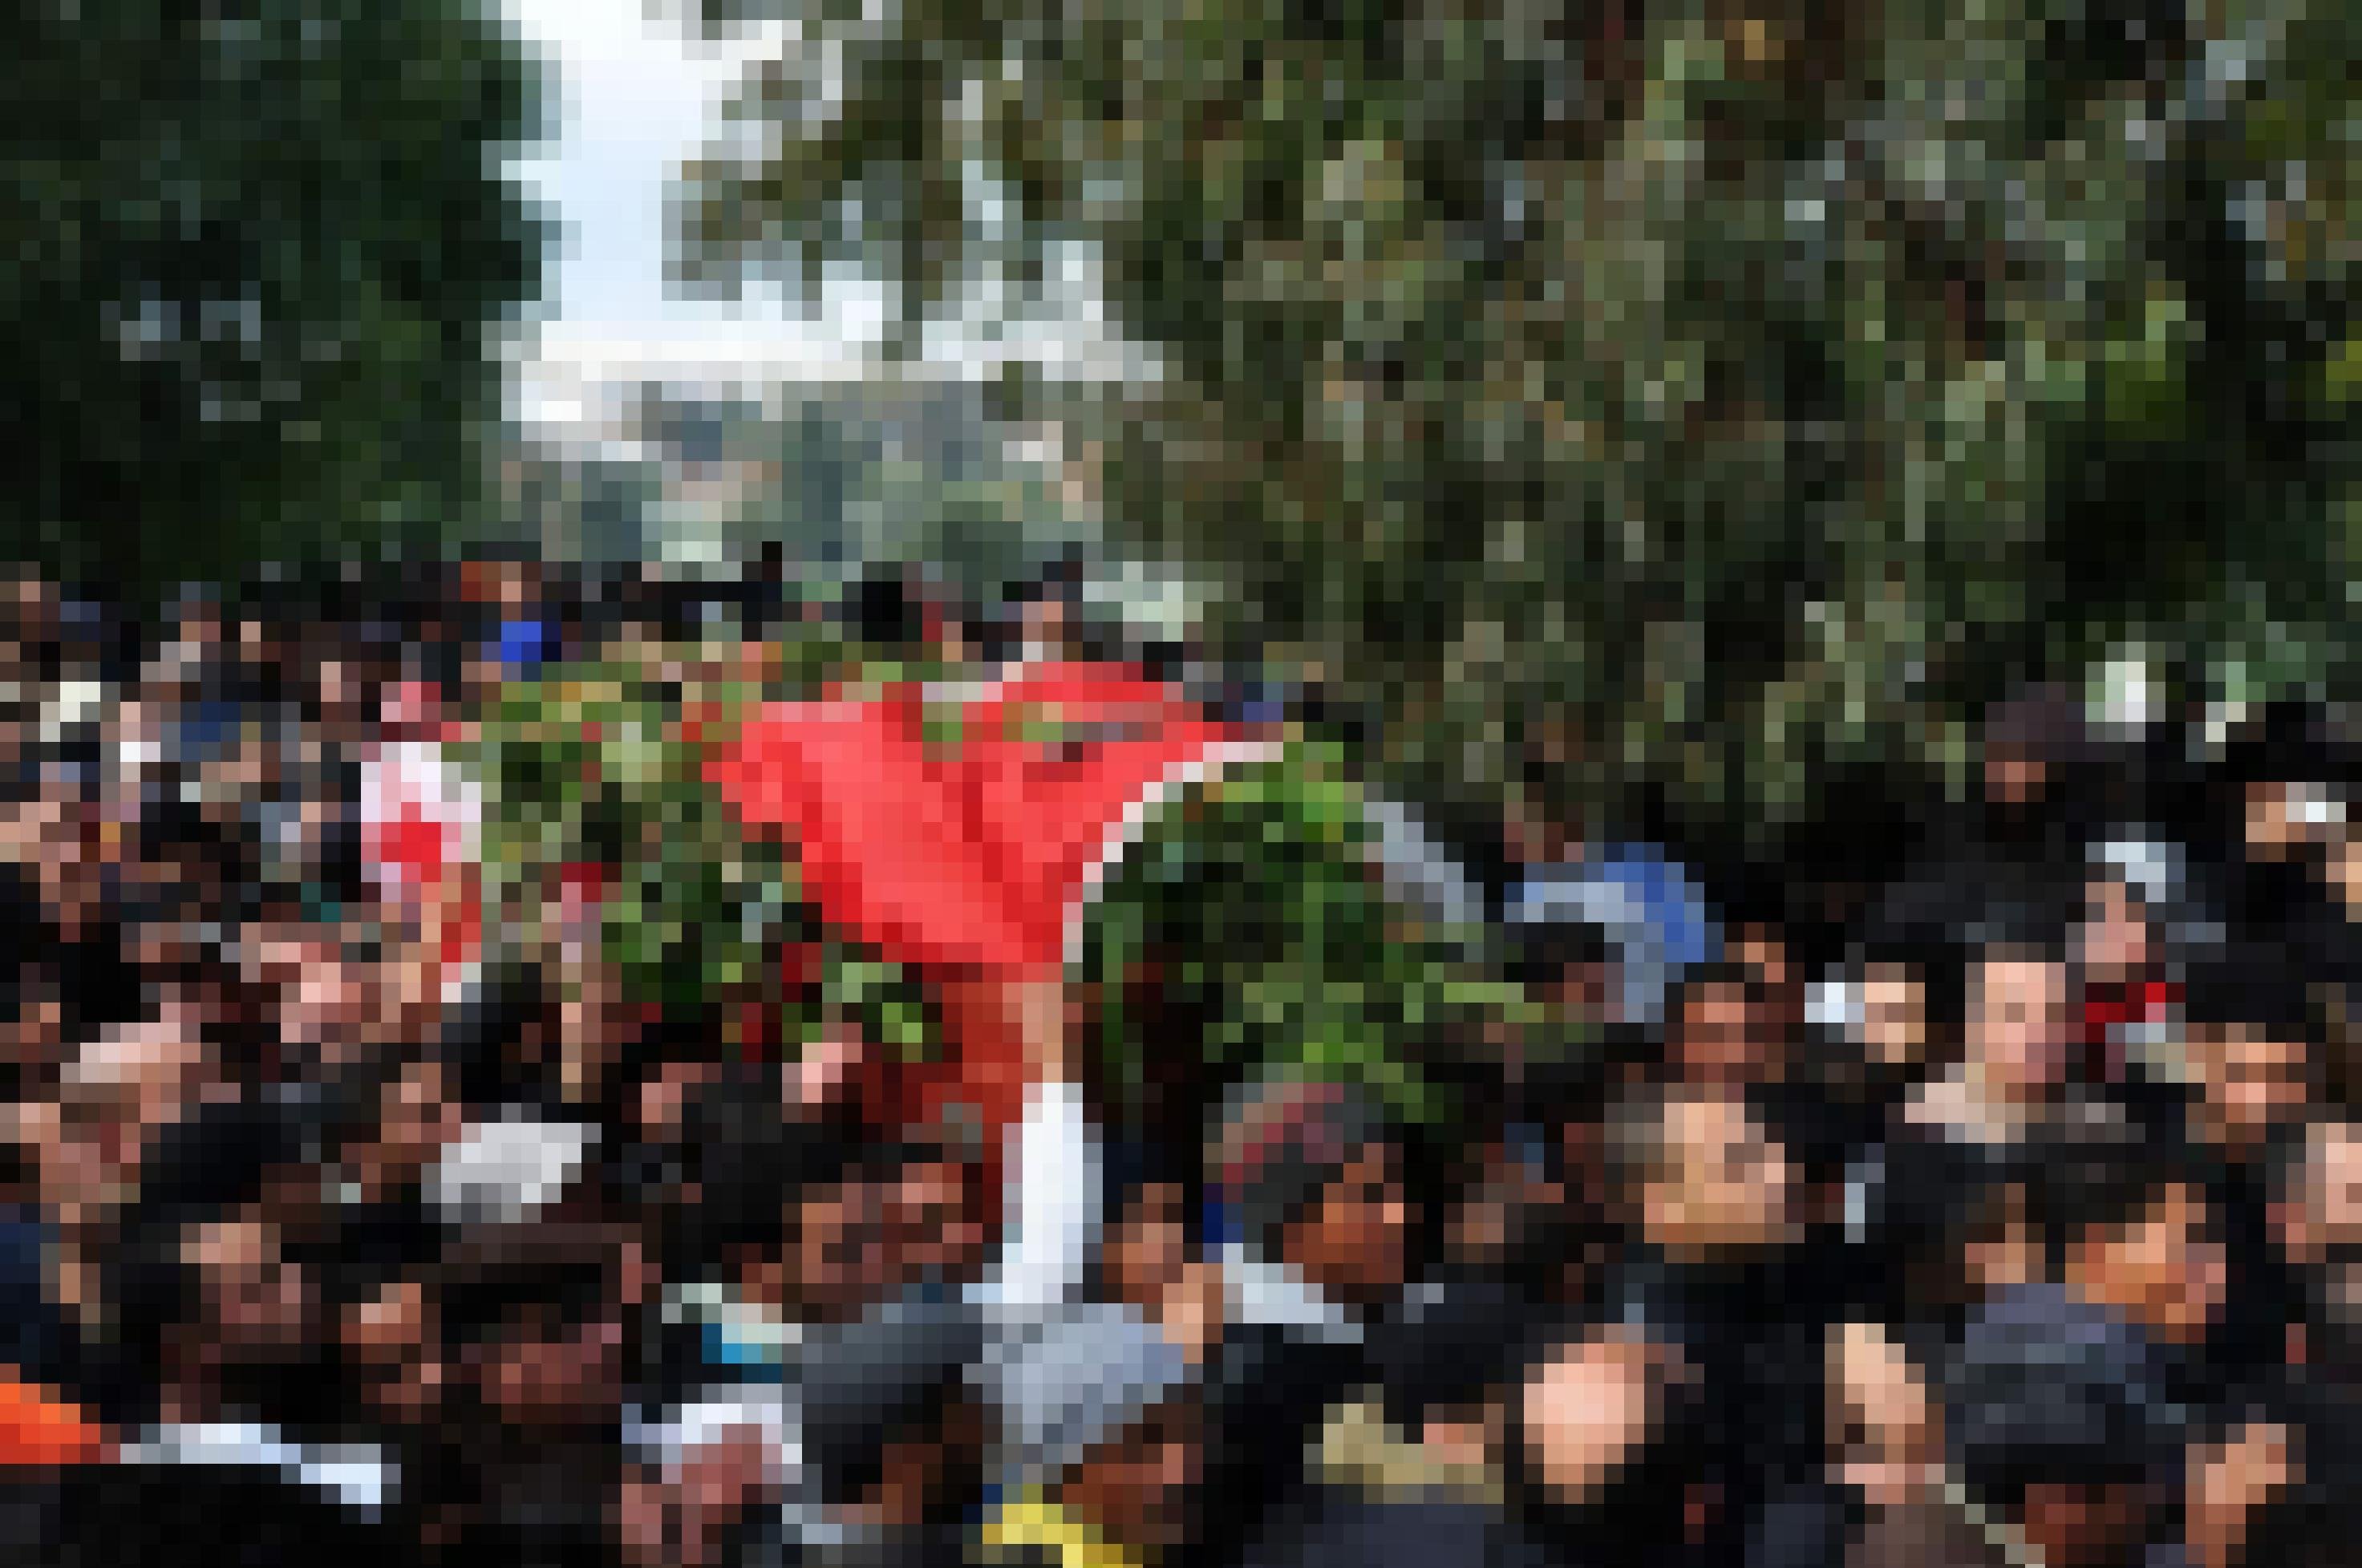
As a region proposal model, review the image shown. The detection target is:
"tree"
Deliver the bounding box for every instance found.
[1,1,548,589]
[680,0,2360,851]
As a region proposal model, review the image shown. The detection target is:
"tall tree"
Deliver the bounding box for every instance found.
[681,0,2359,849]
[1,1,548,588]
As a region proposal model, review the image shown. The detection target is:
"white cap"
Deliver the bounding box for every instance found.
[427,1110,598,1226]
[1806,975,1864,1035]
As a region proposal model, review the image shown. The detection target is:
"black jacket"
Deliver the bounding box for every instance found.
[1232,1493,1561,1568]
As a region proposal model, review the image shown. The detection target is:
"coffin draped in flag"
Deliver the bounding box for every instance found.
[709,662,1271,1134]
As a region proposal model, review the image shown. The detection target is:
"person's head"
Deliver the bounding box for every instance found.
[781,1144,891,1319]
[1211,1075,1417,1306]
[1281,1143,1413,1308]
[1857,959,1935,1072]
[1104,1176,1195,1313]
[2015,1481,2160,1568]
[2243,777,2348,865]
[808,1374,988,1544]
[19,1015,210,1225]
[180,1205,322,1369]
[330,1051,467,1204]
[2182,960,2320,1153]
[1056,1385,1207,1559]
[1812,942,1963,1091]
[243,927,380,1068]
[436,1223,649,1431]
[2271,1119,2362,1272]
[669,1066,796,1291]
[2080,869,2160,986]
[1671,962,1785,1088]
[1946,1282,2184,1567]
[2042,1144,2229,1347]
[339,1266,441,1427]
[885,1140,988,1288]
[794,1298,989,1542]
[1509,920,1619,1027]
[1501,792,1579,869]
[2267,1121,2362,1350]
[1437,1127,1580,1290]
[1013,557,1085,652]
[1966,942,2075,1104]
[979,1301,1204,1556]
[1983,684,2089,808]
[1370,1274,1539,1465]
[1610,1084,1800,1262]
[771,1131,965,1319]
[2220,703,2355,863]
[109,1096,326,1411]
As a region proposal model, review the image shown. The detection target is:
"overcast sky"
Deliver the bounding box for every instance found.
[500,0,1144,423]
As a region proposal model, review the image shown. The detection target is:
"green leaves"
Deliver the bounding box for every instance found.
[686,0,2362,855]
[462,653,793,1012]
[1077,754,1489,1126]
[460,626,957,1063]
[2,0,548,588]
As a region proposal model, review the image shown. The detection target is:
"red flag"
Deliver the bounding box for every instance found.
[711,664,1269,1127]
[954,666,1251,969]
[710,688,1023,973]
[714,665,1261,978]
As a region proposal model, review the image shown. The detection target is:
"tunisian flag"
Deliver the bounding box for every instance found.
[710,663,1270,1139]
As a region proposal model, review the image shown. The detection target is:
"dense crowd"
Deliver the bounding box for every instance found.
[0,560,2356,1568]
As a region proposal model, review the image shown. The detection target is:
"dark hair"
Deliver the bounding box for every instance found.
[845,566,925,650]
[1671,961,1771,1019]
[430,968,546,1111]
[1506,921,1613,991]
[2217,700,2356,795]
[1369,1271,1543,1432]
[104,1096,317,1407]
[2182,946,2322,1039]
[123,1096,312,1239]
[1850,934,1968,1036]
[2028,1132,2211,1262]
[675,1072,801,1262]
[1967,893,2079,965]
[679,1077,943,1268]
[1104,1136,1206,1247]
[1982,683,2093,772]
[1212,1076,1404,1255]
[437,1250,616,1351]
[1508,1047,1616,1146]
[1601,1083,1696,1203]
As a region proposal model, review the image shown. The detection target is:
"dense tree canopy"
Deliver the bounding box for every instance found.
[683,0,2361,848]
[2,1,547,588]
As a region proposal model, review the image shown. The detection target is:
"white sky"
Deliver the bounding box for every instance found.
[499,0,1148,428]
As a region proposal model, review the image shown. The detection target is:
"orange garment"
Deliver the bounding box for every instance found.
[0,1371,110,1466]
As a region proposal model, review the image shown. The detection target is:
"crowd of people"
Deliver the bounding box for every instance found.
[0,559,2357,1568]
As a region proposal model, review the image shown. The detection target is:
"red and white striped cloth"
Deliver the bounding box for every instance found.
[359,681,484,1001]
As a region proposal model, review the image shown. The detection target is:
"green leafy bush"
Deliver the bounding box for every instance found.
[1078,753,1528,1127]
[456,628,944,1059]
